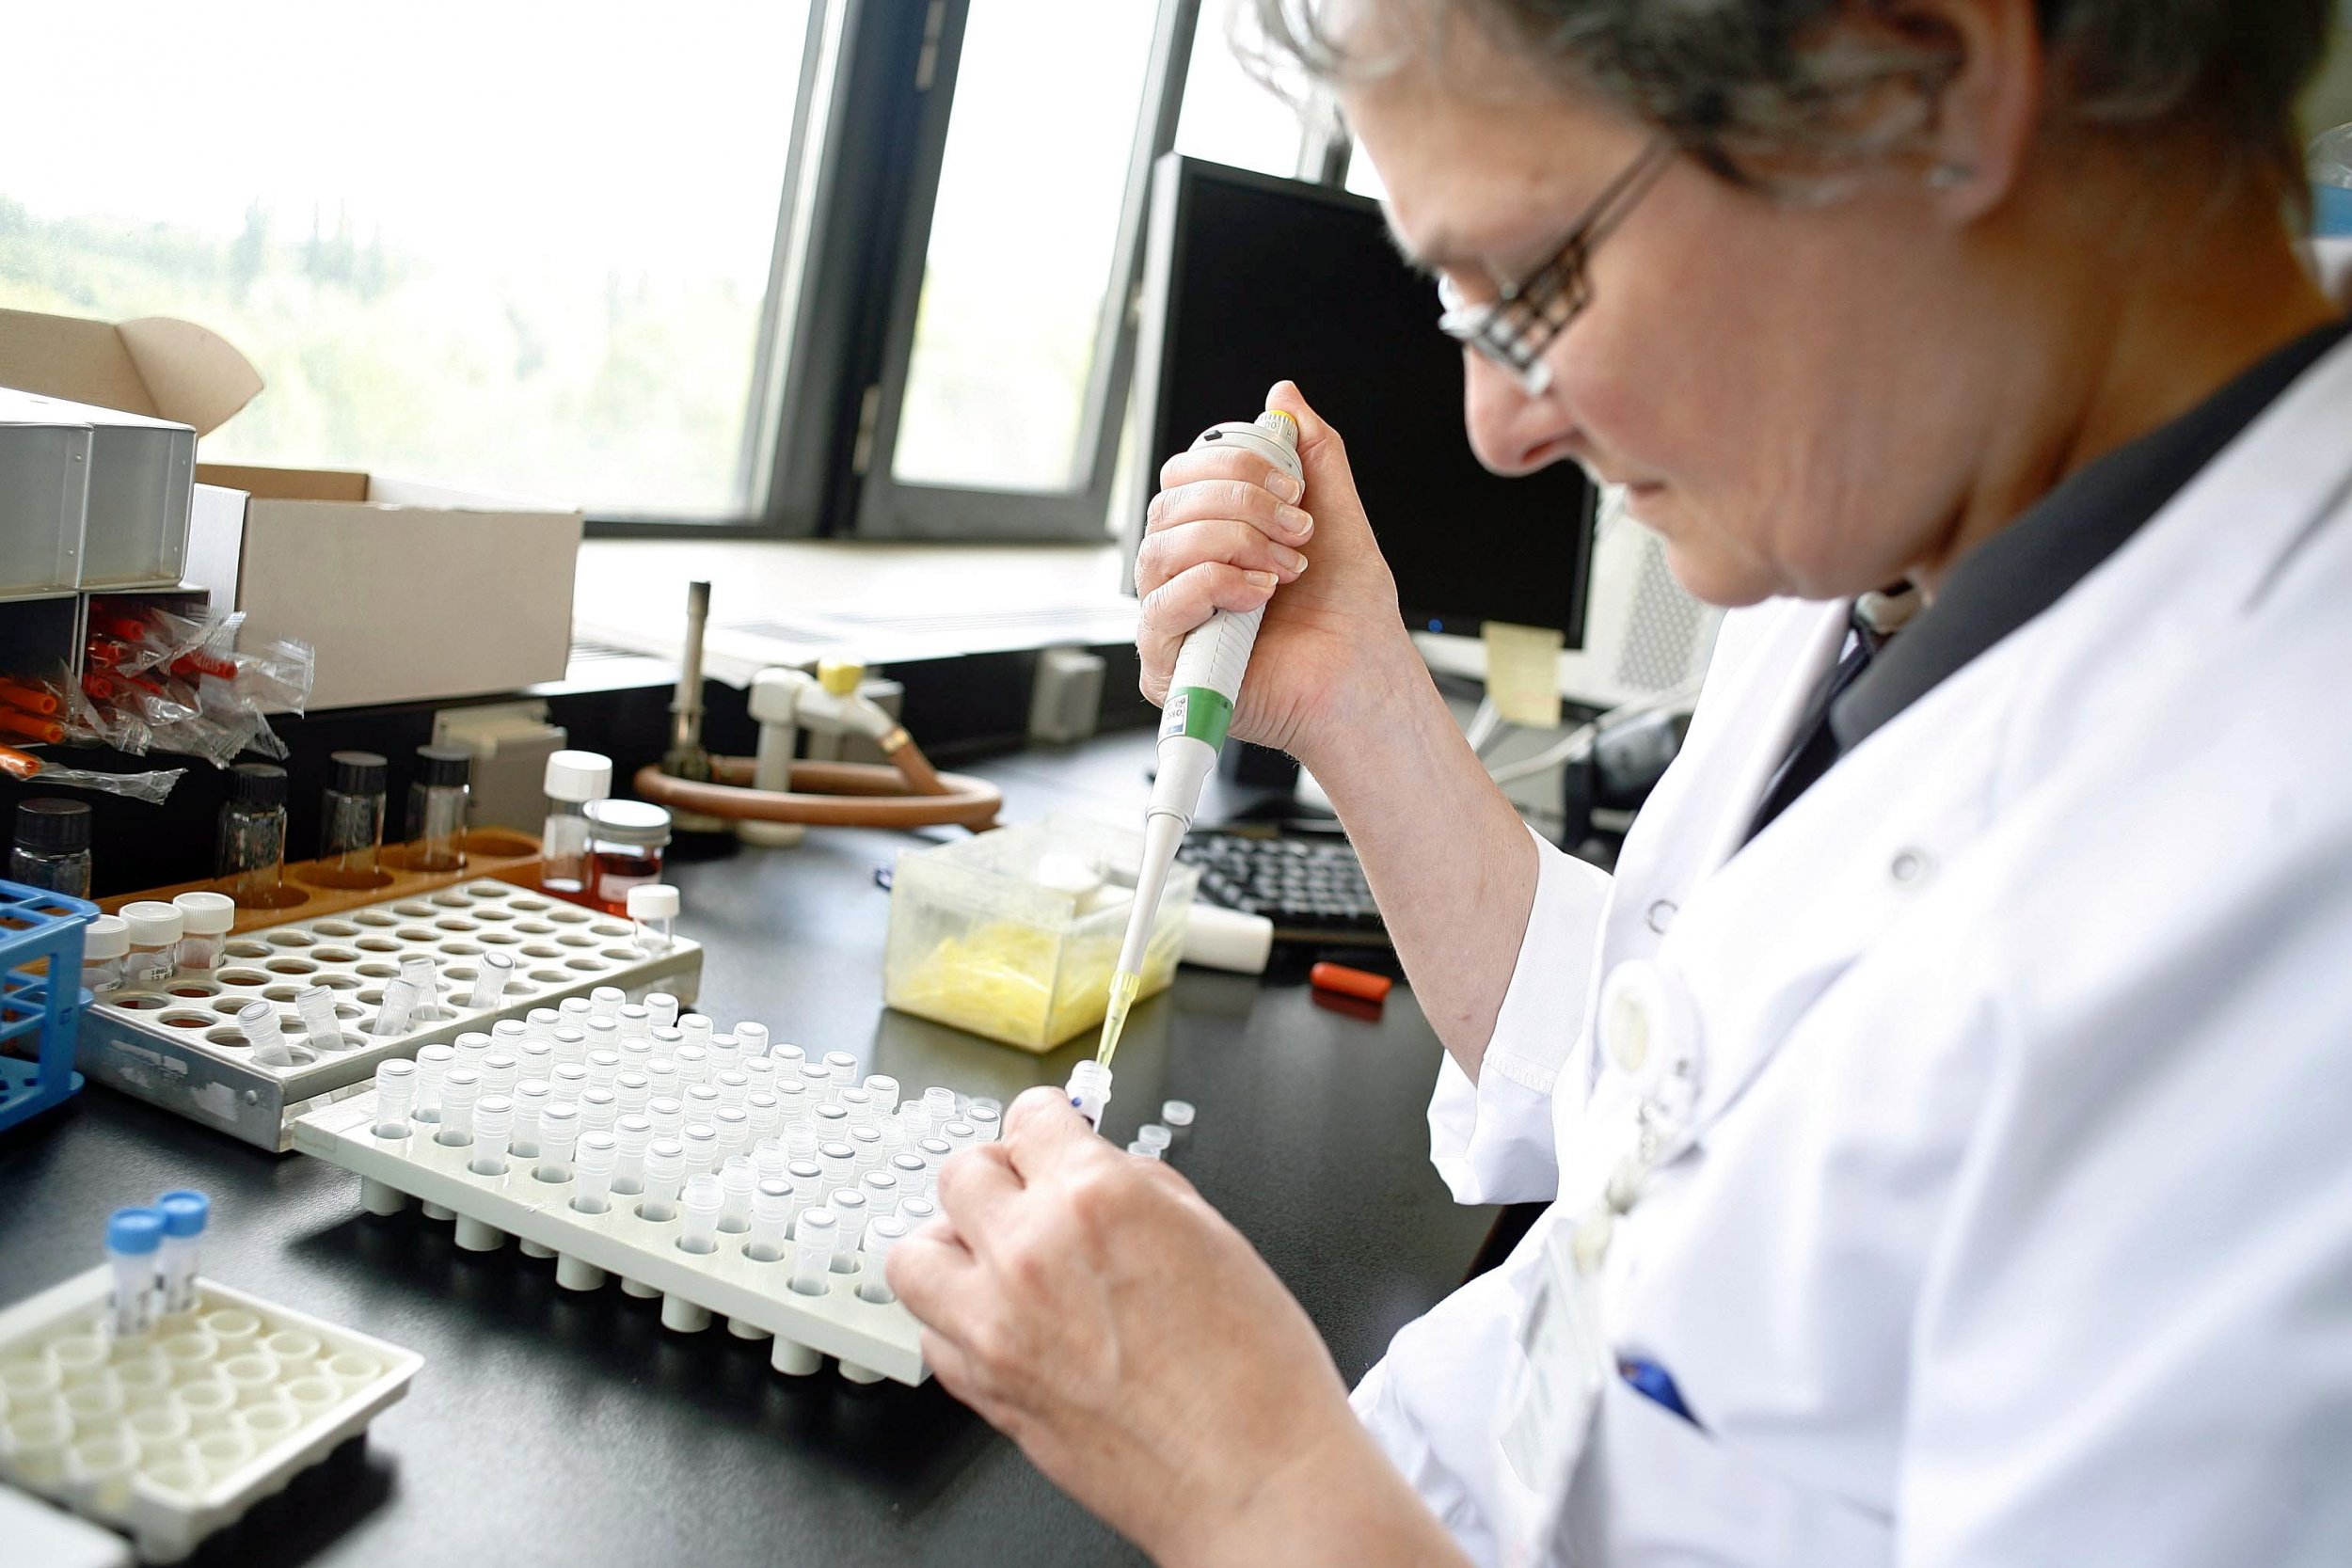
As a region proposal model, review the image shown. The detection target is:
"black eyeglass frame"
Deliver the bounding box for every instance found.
[1435,137,1678,395]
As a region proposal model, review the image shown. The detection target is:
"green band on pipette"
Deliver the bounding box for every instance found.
[1168,686,1232,750]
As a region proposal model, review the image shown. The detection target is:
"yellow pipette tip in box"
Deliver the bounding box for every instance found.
[1096,968,1144,1068]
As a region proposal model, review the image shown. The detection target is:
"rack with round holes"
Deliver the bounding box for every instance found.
[76,879,703,1151]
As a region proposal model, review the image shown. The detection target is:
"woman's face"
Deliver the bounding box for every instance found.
[1344,48,1992,607]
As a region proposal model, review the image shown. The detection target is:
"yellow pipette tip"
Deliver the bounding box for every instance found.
[1096,968,1144,1068]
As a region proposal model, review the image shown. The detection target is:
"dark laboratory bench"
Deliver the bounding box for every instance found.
[0,733,1496,1567]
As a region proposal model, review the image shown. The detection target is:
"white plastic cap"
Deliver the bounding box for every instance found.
[83,914,129,960]
[171,891,237,935]
[543,750,613,803]
[628,883,680,922]
[119,901,183,945]
[1032,852,1104,898]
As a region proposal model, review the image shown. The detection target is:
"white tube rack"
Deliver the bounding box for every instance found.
[0,1267,421,1564]
[78,879,702,1150]
[291,1092,930,1386]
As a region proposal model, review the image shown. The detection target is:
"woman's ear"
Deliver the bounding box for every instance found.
[1884,0,2044,220]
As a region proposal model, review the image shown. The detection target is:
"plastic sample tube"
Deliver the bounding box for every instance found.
[922,1085,957,1125]
[551,1025,588,1068]
[716,1070,749,1110]
[413,1042,455,1121]
[749,1180,794,1261]
[454,1030,492,1072]
[644,992,679,1030]
[80,913,128,995]
[898,1196,938,1229]
[616,1003,651,1040]
[470,1096,514,1176]
[373,1059,418,1138]
[628,882,678,954]
[402,955,440,1019]
[1066,1060,1113,1131]
[720,1158,756,1233]
[236,1000,295,1069]
[483,1052,517,1100]
[616,1069,652,1117]
[862,1074,900,1116]
[682,1122,720,1182]
[943,1118,978,1151]
[586,985,622,1021]
[536,1102,580,1182]
[541,749,612,896]
[850,1125,885,1172]
[714,1106,751,1166]
[889,1151,929,1198]
[437,1069,481,1147]
[613,1115,654,1195]
[512,1079,549,1158]
[527,1006,562,1044]
[829,1188,869,1264]
[171,892,235,975]
[787,1122,821,1163]
[745,1091,781,1144]
[1136,1123,1173,1154]
[679,1013,714,1053]
[710,1035,743,1081]
[374,977,421,1038]
[818,1141,858,1206]
[580,1087,618,1138]
[155,1191,209,1317]
[827,1051,861,1087]
[773,1082,809,1124]
[1128,1140,1162,1160]
[836,1086,873,1125]
[860,1217,910,1304]
[736,1021,770,1059]
[914,1137,953,1198]
[586,1043,621,1088]
[640,1138,686,1221]
[493,1018,531,1050]
[551,1062,590,1104]
[788,1208,837,1295]
[645,1060,682,1104]
[648,1094,686,1139]
[797,1061,834,1101]
[1162,1099,1196,1129]
[106,1208,164,1339]
[559,995,595,1029]
[119,901,183,988]
[574,1132,617,1214]
[859,1168,900,1218]
[469,951,515,1010]
[967,1104,1002,1142]
[771,1041,807,1071]
[675,1044,709,1085]
[294,986,345,1053]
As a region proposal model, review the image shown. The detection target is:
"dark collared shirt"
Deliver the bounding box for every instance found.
[1747,315,2350,843]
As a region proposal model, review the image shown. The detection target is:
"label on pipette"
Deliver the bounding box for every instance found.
[1159,688,1233,750]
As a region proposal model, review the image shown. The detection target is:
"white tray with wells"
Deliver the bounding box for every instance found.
[0,1267,422,1564]
[290,1065,994,1389]
[77,879,703,1150]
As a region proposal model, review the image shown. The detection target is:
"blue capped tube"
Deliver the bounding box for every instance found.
[155,1191,210,1318]
[106,1208,165,1339]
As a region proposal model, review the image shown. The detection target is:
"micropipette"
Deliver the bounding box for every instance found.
[1096,407,1304,1070]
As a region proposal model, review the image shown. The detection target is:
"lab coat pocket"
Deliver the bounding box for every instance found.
[1554,1375,1891,1567]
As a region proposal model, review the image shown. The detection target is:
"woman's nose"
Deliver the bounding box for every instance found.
[1462,348,1578,477]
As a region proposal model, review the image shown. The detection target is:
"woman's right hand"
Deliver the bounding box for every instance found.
[1135,380,1412,768]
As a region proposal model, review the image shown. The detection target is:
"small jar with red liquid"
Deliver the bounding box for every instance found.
[584,800,673,915]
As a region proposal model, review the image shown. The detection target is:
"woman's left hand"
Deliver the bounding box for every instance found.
[888,1085,1461,1567]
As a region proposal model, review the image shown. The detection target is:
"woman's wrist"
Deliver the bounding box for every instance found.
[1151,1408,1467,1568]
[1287,626,1448,789]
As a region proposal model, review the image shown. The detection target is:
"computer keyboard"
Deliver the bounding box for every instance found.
[1177,831,1389,949]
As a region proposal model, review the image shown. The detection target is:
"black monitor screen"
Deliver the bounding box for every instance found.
[1136,156,1592,642]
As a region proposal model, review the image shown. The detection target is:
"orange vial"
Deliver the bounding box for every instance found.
[584,799,673,916]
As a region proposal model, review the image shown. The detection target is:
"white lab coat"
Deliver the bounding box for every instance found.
[1353,246,2352,1567]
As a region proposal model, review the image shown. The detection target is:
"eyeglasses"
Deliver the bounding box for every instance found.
[1436,137,1677,397]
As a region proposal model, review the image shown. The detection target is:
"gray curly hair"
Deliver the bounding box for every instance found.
[1249,0,2330,198]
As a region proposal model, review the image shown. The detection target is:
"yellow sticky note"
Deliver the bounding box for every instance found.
[1482,621,1565,728]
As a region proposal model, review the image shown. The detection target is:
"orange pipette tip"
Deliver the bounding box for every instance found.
[1309,962,1392,1005]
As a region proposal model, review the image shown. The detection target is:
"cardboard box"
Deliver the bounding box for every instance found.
[0,308,582,710]
[186,467,580,710]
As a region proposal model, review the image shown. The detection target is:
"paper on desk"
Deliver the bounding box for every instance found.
[1482,621,1564,728]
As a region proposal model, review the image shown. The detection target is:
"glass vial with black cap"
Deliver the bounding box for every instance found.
[218,763,290,908]
[405,745,472,872]
[316,750,389,888]
[10,798,92,897]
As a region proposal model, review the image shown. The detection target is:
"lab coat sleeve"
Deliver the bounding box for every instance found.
[1426,827,1613,1205]
[1897,749,2352,1566]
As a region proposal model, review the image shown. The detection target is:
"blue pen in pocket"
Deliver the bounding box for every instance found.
[1618,1357,1700,1428]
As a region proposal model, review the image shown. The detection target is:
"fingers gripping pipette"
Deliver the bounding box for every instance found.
[1096,408,1303,1071]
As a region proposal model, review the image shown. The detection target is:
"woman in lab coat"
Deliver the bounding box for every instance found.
[889,0,2352,1561]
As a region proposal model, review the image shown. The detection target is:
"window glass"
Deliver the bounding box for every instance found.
[0,1,808,518]
[1173,8,1311,178]
[890,0,1163,492]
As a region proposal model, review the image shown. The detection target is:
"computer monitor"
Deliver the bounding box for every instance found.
[1124,155,1595,644]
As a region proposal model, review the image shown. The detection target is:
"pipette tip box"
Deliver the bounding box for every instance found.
[0,1267,421,1564]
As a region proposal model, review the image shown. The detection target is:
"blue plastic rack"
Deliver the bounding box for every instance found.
[0,877,96,1132]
